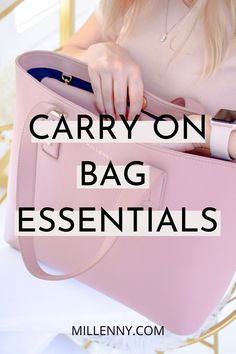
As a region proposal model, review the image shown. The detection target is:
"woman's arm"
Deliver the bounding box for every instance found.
[61,14,236,159]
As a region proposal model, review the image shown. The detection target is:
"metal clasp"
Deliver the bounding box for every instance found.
[61,73,72,85]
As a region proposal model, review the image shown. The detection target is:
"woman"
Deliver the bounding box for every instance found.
[61,0,236,160]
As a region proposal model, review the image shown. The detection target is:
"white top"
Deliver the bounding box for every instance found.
[95,0,236,115]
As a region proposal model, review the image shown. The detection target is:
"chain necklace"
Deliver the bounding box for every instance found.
[160,0,190,43]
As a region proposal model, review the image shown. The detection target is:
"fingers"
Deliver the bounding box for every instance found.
[127,71,144,120]
[100,72,115,116]
[113,75,128,118]
[91,70,129,119]
[88,60,143,120]
[88,67,105,113]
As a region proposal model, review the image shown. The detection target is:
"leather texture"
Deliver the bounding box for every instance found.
[5,50,236,335]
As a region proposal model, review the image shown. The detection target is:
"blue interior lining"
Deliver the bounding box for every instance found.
[27,67,160,120]
[28,67,93,93]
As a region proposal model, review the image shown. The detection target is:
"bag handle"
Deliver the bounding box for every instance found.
[16,93,196,280]
[16,102,118,280]
[18,238,117,281]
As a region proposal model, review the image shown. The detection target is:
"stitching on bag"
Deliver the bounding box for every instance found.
[159,171,167,209]
[20,51,86,69]
[154,170,167,210]
[16,106,39,216]
[141,167,167,209]
[137,143,236,170]
[85,143,110,160]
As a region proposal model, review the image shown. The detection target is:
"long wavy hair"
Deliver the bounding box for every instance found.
[98,0,236,77]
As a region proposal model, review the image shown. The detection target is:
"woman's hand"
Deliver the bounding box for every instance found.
[87,42,144,120]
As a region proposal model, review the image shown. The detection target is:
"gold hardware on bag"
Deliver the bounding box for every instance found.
[61,73,72,85]
[49,110,67,119]
[44,110,67,148]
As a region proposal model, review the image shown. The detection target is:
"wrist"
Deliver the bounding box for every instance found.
[189,114,211,150]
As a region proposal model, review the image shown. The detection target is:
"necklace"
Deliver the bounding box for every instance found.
[161,0,190,43]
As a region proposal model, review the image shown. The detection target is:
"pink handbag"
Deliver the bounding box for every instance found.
[5,50,236,335]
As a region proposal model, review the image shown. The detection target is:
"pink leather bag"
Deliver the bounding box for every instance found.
[5,50,236,335]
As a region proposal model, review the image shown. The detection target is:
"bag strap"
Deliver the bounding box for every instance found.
[17,102,117,280]
[16,94,198,280]
[18,238,117,281]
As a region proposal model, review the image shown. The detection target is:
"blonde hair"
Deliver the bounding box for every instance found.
[99,0,236,77]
